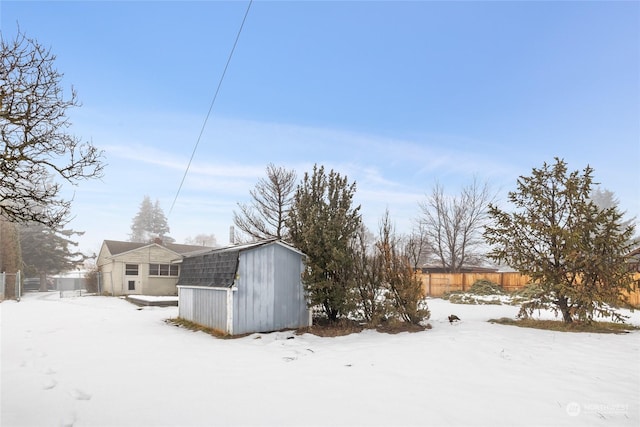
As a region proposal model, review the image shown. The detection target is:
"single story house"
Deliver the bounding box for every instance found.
[97,240,212,296]
[177,239,311,335]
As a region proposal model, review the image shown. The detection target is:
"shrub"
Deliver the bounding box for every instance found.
[467,279,505,295]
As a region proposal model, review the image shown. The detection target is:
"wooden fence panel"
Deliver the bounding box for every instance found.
[418,271,640,308]
[622,275,640,308]
[418,272,531,296]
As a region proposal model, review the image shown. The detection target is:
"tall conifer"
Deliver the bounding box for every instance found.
[287,165,361,321]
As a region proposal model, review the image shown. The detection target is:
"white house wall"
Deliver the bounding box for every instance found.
[99,245,181,296]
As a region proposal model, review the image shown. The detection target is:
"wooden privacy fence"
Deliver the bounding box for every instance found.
[622,279,640,307]
[418,272,530,297]
[418,271,640,308]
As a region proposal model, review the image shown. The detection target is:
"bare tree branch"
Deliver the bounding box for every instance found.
[233,163,297,242]
[1,29,105,228]
[418,178,494,272]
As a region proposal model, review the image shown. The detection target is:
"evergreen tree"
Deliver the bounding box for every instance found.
[129,196,173,243]
[590,187,638,247]
[484,158,636,323]
[287,165,362,321]
[19,222,85,290]
[151,199,172,241]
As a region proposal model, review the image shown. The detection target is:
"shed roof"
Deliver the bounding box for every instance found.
[177,239,304,288]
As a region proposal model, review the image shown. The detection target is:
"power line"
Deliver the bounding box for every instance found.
[169,0,253,217]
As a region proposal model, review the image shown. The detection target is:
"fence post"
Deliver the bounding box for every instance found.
[16,270,21,301]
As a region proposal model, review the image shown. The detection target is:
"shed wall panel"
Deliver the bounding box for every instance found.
[178,286,228,333]
[234,246,275,335]
[273,244,309,329]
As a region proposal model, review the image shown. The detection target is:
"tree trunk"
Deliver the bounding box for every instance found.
[558,297,573,323]
[39,272,48,292]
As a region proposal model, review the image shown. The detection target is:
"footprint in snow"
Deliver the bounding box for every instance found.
[500,349,512,360]
[42,378,58,390]
[60,412,76,427]
[70,389,92,401]
[282,348,315,362]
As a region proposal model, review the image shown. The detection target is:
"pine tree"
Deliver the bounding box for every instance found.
[19,222,85,290]
[151,200,171,242]
[484,158,636,323]
[129,196,172,243]
[287,165,362,321]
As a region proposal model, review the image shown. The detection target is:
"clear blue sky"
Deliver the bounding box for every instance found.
[2,1,639,255]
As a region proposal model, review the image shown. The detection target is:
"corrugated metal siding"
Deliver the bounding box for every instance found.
[178,286,229,333]
[234,245,275,335]
[273,244,309,330]
[233,244,309,335]
[179,241,310,335]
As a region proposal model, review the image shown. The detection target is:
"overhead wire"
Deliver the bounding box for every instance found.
[169,0,253,217]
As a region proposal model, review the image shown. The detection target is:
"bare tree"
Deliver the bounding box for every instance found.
[418,178,494,272]
[184,233,218,247]
[376,210,429,324]
[404,221,431,270]
[1,29,105,228]
[350,223,386,323]
[233,163,297,242]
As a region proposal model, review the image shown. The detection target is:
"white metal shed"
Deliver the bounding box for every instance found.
[177,240,311,335]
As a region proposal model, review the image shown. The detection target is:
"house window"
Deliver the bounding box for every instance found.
[149,263,179,276]
[125,264,139,276]
[128,280,135,291]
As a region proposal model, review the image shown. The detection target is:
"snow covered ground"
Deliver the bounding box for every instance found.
[1,291,638,427]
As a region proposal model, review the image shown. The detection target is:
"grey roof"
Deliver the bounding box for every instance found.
[177,248,240,288]
[103,240,214,257]
[177,239,304,288]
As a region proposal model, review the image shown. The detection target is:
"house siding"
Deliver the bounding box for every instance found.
[97,243,182,296]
